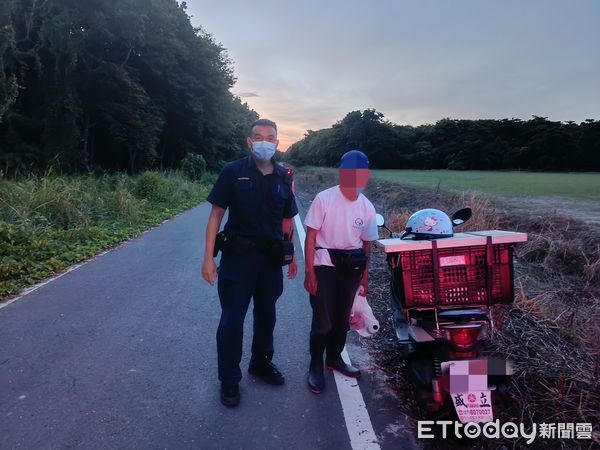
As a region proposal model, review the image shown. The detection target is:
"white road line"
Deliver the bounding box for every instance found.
[294,213,380,450]
[294,213,307,251]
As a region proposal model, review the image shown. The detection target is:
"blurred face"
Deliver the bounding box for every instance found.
[247,125,278,150]
[339,168,370,190]
[339,168,370,200]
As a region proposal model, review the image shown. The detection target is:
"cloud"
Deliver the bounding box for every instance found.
[237,91,260,98]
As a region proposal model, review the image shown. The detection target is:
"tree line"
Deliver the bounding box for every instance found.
[0,0,258,176]
[284,110,600,171]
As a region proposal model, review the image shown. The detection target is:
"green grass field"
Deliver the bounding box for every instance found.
[370,170,600,199]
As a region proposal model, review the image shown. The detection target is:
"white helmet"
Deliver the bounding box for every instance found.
[403,209,453,240]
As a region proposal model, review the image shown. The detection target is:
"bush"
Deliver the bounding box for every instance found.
[0,177,87,229]
[200,171,218,186]
[135,171,165,200]
[114,181,145,224]
[180,153,207,181]
[209,158,227,172]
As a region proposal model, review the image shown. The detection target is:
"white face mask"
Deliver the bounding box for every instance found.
[252,141,276,161]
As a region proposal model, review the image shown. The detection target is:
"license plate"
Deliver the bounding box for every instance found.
[450,390,493,423]
[442,360,494,423]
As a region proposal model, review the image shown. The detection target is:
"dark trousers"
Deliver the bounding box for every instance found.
[217,250,283,385]
[310,265,362,361]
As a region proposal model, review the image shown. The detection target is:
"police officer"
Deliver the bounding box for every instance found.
[201,119,298,407]
[303,150,378,394]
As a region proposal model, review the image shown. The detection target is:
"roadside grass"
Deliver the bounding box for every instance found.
[370,169,600,200]
[294,168,600,448]
[0,171,213,299]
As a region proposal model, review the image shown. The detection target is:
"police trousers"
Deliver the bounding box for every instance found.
[309,265,362,361]
[216,249,283,385]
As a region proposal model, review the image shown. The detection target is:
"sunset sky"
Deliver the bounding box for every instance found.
[184,1,599,150]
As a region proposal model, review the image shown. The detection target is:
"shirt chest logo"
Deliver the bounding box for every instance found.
[353,217,364,229]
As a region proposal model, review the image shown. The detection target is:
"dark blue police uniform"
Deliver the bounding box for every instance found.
[207,156,298,386]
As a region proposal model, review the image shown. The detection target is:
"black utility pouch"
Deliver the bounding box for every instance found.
[213,231,227,257]
[216,233,254,255]
[270,240,295,266]
[327,249,367,273]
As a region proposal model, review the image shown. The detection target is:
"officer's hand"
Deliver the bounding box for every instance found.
[304,269,318,296]
[287,258,298,280]
[202,258,218,285]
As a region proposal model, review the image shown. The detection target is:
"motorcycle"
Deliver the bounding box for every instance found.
[375,208,527,423]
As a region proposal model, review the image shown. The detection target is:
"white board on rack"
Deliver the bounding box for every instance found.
[375,230,528,253]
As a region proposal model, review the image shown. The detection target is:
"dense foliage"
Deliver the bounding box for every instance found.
[0,170,212,296]
[285,110,600,171]
[0,0,258,175]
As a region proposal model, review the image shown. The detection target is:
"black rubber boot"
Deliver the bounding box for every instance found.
[326,329,348,362]
[307,335,326,394]
[326,359,361,378]
[325,330,361,378]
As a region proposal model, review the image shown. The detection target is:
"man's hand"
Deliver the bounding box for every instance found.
[359,270,369,296]
[287,257,298,280]
[202,258,218,285]
[202,205,225,286]
[304,269,318,296]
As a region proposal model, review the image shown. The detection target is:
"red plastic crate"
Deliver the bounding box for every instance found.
[392,244,514,308]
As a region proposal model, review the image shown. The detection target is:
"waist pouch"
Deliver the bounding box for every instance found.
[271,240,295,266]
[323,248,367,273]
[213,230,227,258]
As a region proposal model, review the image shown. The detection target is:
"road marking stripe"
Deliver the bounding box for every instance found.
[294,213,380,450]
[294,213,307,251]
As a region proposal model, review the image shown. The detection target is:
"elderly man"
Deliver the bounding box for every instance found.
[303,150,378,394]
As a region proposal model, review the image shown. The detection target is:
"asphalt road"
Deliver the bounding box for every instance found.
[0,202,416,449]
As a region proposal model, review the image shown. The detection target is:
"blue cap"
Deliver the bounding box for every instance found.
[339,150,370,169]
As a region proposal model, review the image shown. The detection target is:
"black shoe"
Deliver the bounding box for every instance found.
[307,362,325,394]
[248,362,285,385]
[326,359,361,378]
[220,383,240,407]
